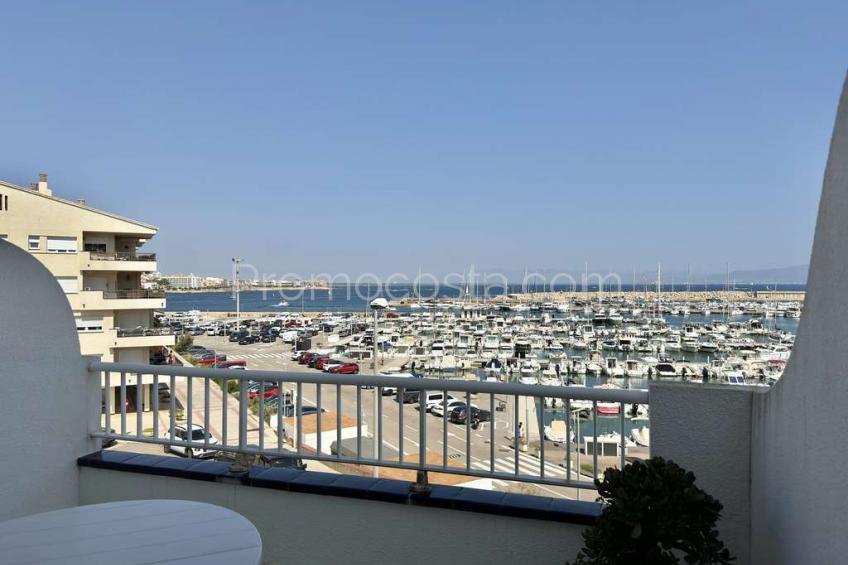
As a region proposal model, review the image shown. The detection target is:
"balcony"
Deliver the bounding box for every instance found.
[104,289,165,300]
[81,251,157,272]
[113,327,175,348]
[68,289,166,311]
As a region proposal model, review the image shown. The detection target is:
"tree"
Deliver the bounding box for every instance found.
[571,457,733,565]
[174,334,193,354]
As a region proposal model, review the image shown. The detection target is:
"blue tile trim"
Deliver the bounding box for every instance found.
[79,451,600,525]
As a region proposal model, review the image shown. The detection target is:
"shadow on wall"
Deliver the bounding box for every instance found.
[0,241,99,520]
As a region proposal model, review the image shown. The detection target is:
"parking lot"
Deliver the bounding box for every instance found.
[190,333,597,498]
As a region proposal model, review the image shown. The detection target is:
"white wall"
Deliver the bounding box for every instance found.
[0,240,100,520]
[79,467,588,565]
[651,383,756,563]
[749,74,848,565]
[115,347,148,364]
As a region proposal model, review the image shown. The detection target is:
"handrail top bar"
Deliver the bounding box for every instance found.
[89,361,650,402]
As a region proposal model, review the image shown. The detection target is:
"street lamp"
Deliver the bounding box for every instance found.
[369,297,388,478]
[232,258,242,331]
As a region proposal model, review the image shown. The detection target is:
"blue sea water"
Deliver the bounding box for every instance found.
[165,283,805,314]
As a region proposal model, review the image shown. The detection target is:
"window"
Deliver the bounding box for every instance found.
[56,276,79,294]
[75,316,103,333]
[46,236,77,254]
[28,236,39,250]
[0,193,5,210]
[84,242,107,254]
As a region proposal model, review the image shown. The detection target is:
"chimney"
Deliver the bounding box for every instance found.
[29,183,37,190]
[76,199,86,206]
[36,173,51,196]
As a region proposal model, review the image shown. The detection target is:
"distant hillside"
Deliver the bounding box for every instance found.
[704,265,809,285]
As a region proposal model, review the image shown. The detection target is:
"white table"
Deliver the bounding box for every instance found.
[0,500,262,564]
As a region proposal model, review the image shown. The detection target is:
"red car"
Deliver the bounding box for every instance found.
[328,363,359,374]
[314,357,338,370]
[197,355,228,366]
[218,359,247,369]
[298,352,318,365]
[248,385,280,400]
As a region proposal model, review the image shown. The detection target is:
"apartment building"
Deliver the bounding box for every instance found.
[0,174,173,410]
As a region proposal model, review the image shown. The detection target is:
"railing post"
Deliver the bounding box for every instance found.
[238,379,248,451]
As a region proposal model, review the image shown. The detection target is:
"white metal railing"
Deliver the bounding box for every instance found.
[90,360,649,491]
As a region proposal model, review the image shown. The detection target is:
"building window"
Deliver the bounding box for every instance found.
[56,276,79,294]
[84,242,107,254]
[28,236,39,250]
[0,193,5,210]
[47,236,77,254]
[75,316,103,332]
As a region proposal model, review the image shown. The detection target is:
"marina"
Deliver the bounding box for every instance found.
[163,289,802,460]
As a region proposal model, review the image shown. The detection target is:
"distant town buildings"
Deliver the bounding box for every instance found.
[145,272,226,290]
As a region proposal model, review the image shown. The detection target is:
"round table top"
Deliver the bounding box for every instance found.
[0,499,262,565]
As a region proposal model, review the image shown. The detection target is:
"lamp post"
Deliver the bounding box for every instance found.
[370,297,388,478]
[232,258,242,331]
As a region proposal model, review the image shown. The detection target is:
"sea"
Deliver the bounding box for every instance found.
[165,283,805,315]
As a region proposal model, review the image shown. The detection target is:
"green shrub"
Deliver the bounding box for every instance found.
[570,457,733,565]
[174,334,193,354]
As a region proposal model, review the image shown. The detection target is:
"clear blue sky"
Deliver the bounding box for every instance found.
[1,1,845,279]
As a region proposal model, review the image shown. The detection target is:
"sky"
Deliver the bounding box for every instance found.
[1,1,846,280]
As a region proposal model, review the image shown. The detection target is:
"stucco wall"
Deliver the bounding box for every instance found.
[651,382,756,563]
[749,74,848,565]
[0,240,100,520]
[79,467,588,565]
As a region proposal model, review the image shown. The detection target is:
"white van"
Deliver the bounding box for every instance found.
[379,372,416,395]
[415,391,458,412]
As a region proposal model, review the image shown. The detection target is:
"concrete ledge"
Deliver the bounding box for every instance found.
[79,450,601,524]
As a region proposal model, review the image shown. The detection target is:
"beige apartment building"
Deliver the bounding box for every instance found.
[0,174,173,410]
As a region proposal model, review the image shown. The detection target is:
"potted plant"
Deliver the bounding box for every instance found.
[570,457,734,564]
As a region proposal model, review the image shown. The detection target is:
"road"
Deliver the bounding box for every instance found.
[192,334,601,498]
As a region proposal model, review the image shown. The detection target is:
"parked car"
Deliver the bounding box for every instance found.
[162,424,220,459]
[217,359,247,369]
[260,334,276,343]
[247,383,281,400]
[414,391,457,412]
[395,389,421,404]
[449,406,492,425]
[258,450,307,470]
[328,362,359,374]
[239,335,259,345]
[314,357,339,370]
[278,404,325,418]
[321,360,346,372]
[229,332,246,343]
[197,355,228,366]
[431,399,476,418]
[308,355,330,369]
[298,352,318,365]
[378,372,417,395]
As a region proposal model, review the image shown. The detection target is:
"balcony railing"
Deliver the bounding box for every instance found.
[115,327,175,337]
[88,251,157,262]
[90,361,650,491]
[102,290,165,299]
